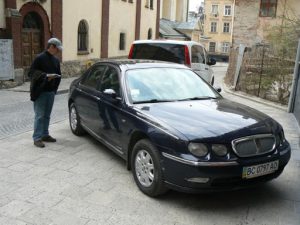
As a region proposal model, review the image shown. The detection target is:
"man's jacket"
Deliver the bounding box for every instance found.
[29,70,47,101]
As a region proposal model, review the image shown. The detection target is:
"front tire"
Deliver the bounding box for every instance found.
[131,139,168,197]
[69,102,85,136]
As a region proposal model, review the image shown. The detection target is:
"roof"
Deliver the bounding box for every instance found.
[132,39,205,47]
[159,19,188,39]
[93,59,188,70]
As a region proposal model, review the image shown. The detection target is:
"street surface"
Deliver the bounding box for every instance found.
[0,64,299,225]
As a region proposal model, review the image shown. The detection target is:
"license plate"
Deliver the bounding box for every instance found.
[242,160,279,179]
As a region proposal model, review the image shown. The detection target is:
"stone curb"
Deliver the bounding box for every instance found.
[222,79,288,112]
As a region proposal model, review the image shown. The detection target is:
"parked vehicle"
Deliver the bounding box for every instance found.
[68,59,291,197]
[128,40,216,85]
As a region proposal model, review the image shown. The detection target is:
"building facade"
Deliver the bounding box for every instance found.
[202,0,234,60]
[0,0,160,82]
[232,0,300,47]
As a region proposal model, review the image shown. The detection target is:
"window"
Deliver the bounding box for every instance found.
[191,45,205,64]
[211,5,218,15]
[78,20,88,52]
[209,42,216,52]
[222,42,230,53]
[223,23,230,33]
[224,5,231,16]
[100,67,120,96]
[148,28,152,40]
[81,65,107,89]
[119,33,126,50]
[260,0,277,17]
[210,22,217,33]
[145,0,154,9]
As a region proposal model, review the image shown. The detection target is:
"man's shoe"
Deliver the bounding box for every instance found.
[34,140,45,148]
[42,135,56,142]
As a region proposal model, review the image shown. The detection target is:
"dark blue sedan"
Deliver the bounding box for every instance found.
[68,60,291,197]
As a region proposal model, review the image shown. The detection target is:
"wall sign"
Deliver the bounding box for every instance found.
[0,39,14,80]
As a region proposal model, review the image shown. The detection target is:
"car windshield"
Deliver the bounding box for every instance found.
[125,68,220,104]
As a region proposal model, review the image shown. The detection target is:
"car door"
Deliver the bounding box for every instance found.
[75,64,107,133]
[97,65,125,152]
[191,45,213,83]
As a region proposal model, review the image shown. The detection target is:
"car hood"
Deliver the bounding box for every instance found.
[134,98,278,141]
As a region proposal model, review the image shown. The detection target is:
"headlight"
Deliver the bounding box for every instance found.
[188,143,208,157]
[212,144,228,156]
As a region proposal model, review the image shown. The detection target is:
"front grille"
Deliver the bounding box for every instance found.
[232,134,276,157]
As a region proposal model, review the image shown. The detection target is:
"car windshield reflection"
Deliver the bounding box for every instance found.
[126,68,220,104]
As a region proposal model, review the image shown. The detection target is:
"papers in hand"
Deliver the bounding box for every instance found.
[46,74,61,78]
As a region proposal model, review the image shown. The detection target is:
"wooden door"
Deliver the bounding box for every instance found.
[22,30,42,68]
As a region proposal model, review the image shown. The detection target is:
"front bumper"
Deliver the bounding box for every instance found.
[161,144,291,193]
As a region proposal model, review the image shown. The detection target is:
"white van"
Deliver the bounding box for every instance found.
[128,40,216,85]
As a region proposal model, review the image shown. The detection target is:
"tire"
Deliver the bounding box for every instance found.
[131,139,168,197]
[69,102,85,136]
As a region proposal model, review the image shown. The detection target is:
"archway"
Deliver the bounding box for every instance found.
[19,2,51,69]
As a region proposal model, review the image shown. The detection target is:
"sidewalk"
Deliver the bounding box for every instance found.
[5,77,78,94]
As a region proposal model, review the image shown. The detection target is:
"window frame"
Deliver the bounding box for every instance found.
[211,4,218,15]
[259,0,278,17]
[223,22,230,33]
[210,22,217,33]
[77,20,89,54]
[119,32,126,51]
[209,42,216,53]
[224,5,232,16]
[222,42,230,53]
[80,65,108,90]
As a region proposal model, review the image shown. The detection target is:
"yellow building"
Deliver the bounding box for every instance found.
[0,0,160,80]
[203,0,234,60]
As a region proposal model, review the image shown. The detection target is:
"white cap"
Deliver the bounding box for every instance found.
[48,38,63,51]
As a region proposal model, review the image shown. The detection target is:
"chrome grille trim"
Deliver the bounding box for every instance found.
[231,134,276,158]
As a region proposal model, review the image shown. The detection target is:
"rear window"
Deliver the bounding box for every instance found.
[131,43,185,64]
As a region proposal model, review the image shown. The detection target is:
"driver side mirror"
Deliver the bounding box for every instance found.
[207,57,216,66]
[213,86,222,93]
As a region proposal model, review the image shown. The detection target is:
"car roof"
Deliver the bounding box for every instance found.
[132,39,204,47]
[93,59,189,70]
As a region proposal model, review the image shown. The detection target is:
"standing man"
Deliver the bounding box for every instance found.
[29,38,63,148]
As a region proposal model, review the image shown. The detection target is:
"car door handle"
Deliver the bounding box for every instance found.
[93,96,101,101]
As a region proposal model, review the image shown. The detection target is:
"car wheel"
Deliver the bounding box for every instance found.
[131,139,168,197]
[69,102,85,136]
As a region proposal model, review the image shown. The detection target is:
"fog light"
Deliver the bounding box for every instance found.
[186,177,210,183]
[212,144,228,156]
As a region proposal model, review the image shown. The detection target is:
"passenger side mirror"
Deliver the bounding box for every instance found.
[103,89,121,102]
[207,57,216,66]
[214,86,222,93]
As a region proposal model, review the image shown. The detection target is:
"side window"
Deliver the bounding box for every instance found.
[81,65,107,89]
[191,45,205,64]
[99,67,121,96]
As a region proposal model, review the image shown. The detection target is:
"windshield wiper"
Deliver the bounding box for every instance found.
[133,99,174,104]
[178,96,217,101]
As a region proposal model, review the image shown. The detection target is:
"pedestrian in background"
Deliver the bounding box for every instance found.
[29,38,63,148]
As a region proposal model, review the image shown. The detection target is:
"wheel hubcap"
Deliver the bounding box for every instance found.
[135,150,154,187]
[70,106,78,130]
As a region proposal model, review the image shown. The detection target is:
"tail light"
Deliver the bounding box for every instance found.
[184,45,191,67]
[128,44,134,59]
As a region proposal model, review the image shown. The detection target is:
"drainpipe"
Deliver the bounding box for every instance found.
[231,0,235,45]
[288,39,300,112]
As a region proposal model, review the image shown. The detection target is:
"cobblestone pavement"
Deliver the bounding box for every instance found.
[0,91,68,140]
[0,64,299,225]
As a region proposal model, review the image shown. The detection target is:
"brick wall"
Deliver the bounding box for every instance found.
[233,0,261,47]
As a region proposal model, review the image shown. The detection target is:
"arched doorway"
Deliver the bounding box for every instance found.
[22,12,43,69]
